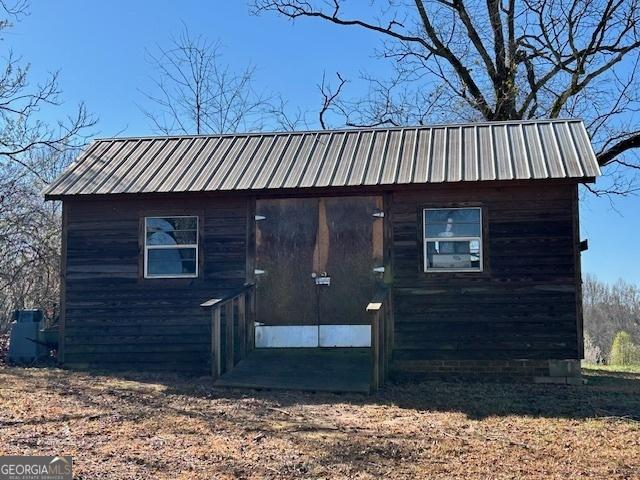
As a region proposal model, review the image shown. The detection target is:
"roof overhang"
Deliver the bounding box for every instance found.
[43,119,602,199]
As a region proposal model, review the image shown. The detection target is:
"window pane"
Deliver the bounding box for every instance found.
[147,248,197,276]
[426,240,481,270]
[146,217,197,233]
[146,230,197,246]
[425,208,480,224]
[425,222,480,238]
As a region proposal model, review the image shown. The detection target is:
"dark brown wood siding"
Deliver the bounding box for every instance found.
[61,195,249,373]
[59,180,583,376]
[389,182,581,371]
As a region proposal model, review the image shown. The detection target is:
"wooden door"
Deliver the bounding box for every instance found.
[317,196,383,346]
[255,196,383,348]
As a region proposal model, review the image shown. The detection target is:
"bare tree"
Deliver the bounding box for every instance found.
[266,74,349,131]
[0,149,75,331]
[140,26,271,135]
[266,95,311,131]
[0,3,94,178]
[0,1,94,329]
[252,0,640,193]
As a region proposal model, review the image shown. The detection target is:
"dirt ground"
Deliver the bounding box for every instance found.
[0,367,639,479]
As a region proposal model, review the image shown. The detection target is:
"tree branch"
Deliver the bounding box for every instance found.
[597,132,640,166]
[318,71,347,129]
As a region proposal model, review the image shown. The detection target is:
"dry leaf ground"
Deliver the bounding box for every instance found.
[0,365,639,479]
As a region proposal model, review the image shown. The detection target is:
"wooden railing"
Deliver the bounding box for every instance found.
[201,282,256,381]
[367,286,391,392]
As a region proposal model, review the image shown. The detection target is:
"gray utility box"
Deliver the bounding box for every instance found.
[8,309,48,363]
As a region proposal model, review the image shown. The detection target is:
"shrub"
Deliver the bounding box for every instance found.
[609,331,640,366]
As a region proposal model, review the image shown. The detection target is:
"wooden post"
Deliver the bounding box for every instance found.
[248,287,256,351]
[225,300,235,372]
[371,311,380,392]
[384,291,393,379]
[211,307,221,380]
[237,292,246,359]
[367,287,387,393]
[380,306,385,383]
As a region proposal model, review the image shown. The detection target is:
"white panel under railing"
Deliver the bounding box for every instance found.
[255,325,371,348]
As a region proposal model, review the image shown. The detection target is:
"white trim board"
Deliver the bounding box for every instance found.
[319,325,371,347]
[255,325,371,348]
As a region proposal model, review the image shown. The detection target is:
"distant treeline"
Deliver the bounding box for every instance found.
[583,274,640,365]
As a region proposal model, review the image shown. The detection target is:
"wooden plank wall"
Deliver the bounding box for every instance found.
[60,181,582,376]
[390,182,581,372]
[62,196,249,373]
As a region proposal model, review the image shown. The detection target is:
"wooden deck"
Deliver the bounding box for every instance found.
[214,348,371,393]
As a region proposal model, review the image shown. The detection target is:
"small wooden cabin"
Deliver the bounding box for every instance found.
[44,119,600,391]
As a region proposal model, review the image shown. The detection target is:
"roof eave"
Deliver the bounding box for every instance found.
[44,176,597,201]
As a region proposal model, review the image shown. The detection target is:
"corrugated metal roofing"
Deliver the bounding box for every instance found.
[44,119,600,197]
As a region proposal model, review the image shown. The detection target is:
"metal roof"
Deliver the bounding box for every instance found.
[44,119,600,198]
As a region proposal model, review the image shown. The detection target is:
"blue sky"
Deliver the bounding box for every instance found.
[7,1,639,284]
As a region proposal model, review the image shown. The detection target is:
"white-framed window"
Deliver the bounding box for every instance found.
[423,207,483,272]
[144,216,198,278]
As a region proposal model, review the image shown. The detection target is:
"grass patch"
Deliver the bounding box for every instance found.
[1,366,639,479]
[582,362,640,374]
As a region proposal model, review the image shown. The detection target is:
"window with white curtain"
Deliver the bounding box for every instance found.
[423,208,482,272]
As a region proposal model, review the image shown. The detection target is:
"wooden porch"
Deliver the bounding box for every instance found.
[201,283,391,394]
[214,348,371,393]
